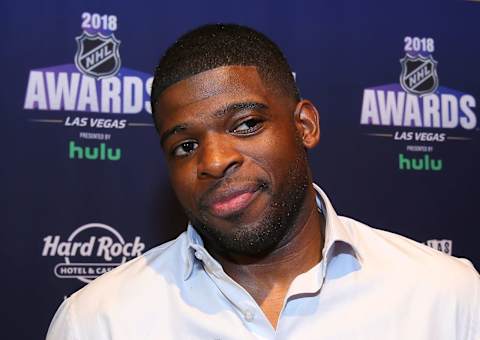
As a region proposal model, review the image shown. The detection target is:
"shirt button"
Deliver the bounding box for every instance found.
[194,251,204,261]
[244,309,255,322]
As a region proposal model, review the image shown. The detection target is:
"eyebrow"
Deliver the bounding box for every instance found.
[160,124,188,146]
[212,101,268,118]
[160,101,269,147]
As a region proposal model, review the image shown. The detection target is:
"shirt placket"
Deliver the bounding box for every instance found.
[192,246,276,340]
[274,259,326,338]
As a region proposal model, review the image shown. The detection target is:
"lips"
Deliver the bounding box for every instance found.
[200,182,266,218]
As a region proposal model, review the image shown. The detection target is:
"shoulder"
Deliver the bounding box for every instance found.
[338,216,480,338]
[47,232,189,335]
[74,231,188,300]
[339,216,479,289]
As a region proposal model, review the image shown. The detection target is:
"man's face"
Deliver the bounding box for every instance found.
[155,65,314,256]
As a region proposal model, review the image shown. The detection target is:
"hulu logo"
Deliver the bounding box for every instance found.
[69,141,121,161]
[398,153,442,171]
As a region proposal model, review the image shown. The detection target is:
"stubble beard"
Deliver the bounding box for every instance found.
[187,148,310,258]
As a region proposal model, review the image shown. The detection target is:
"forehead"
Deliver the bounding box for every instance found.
[155,66,269,122]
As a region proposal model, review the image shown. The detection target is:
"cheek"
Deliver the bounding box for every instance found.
[246,127,303,178]
[168,162,197,208]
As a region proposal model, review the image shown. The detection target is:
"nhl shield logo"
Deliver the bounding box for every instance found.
[75,32,121,79]
[400,54,438,95]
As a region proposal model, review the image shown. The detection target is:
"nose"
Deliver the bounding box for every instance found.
[197,132,243,179]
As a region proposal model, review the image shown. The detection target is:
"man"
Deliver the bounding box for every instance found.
[47,24,479,339]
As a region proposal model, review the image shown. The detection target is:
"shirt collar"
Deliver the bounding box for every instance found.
[312,183,362,265]
[183,224,204,280]
[182,183,361,280]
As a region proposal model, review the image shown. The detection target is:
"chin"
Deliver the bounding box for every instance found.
[194,207,291,256]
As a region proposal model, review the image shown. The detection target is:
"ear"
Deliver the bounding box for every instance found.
[293,100,320,149]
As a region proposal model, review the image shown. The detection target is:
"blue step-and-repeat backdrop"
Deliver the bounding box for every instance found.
[2,1,479,338]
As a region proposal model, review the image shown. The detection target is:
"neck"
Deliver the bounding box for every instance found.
[208,186,324,312]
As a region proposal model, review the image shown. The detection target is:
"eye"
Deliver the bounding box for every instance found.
[231,118,263,135]
[172,141,198,157]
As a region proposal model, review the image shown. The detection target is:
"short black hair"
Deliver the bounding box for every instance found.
[150,23,300,125]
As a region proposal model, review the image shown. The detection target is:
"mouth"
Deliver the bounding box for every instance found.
[201,182,267,218]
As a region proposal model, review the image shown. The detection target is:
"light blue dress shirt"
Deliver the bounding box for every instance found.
[46,184,480,340]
